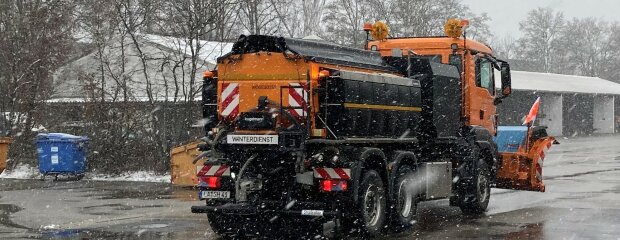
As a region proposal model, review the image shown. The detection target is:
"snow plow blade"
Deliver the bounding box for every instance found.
[494,126,556,192]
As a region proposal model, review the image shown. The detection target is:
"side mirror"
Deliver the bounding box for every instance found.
[500,62,512,97]
[493,60,511,105]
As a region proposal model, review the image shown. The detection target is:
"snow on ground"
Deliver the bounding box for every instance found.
[89,171,170,183]
[0,163,40,179]
[0,163,170,183]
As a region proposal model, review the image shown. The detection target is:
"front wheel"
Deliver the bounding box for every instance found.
[391,166,418,232]
[459,159,491,215]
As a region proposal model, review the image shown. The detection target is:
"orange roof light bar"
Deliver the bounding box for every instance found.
[363,23,373,31]
[460,19,470,28]
[318,70,330,79]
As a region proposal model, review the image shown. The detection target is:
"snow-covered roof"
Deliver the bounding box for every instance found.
[45,96,202,103]
[143,34,233,65]
[51,34,233,102]
[500,71,620,95]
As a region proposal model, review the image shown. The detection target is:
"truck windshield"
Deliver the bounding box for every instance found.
[421,55,442,63]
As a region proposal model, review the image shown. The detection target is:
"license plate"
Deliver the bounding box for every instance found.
[199,190,230,199]
[226,135,278,145]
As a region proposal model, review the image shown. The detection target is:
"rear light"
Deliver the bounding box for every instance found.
[320,179,348,192]
[196,164,230,189]
[200,176,221,189]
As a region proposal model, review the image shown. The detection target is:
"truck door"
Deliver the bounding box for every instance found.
[467,56,496,134]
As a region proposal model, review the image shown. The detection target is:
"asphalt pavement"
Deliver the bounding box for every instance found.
[1,135,620,239]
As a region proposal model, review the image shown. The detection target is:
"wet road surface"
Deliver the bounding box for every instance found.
[1,135,620,239]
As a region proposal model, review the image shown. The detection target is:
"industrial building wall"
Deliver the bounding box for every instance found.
[498,91,619,137]
[563,94,595,136]
[497,91,538,126]
[616,97,620,133]
[593,95,615,134]
[539,93,563,136]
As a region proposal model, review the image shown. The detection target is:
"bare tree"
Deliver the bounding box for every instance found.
[490,35,518,60]
[301,0,326,37]
[560,18,618,78]
[238,0,281,35]
[606,23,620,82]
[75,0,119,102]
[465,12,492,43]
[0,0,76,166]
[321,0,371,47]
[516,7,565,73]
[389,0,439,37]
[115,0,156,103]
[320,0,491,46]
[207,0,242,42]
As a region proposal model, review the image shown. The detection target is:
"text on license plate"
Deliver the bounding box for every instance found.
[200,191,230,199]
[226,135,278,145]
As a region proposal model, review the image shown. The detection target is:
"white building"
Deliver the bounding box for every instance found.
[497,71,620,136]
[52,34,233,103]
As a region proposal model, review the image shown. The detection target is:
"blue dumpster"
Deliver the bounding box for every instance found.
[36,133,88,180]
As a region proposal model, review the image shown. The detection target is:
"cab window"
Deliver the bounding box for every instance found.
[421,55,442,63]
[449,54,463,74]
[476,58,494,95]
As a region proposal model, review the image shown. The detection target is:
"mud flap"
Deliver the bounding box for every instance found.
[495,137,555,192]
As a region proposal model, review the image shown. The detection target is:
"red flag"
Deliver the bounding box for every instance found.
[523,97,541,125]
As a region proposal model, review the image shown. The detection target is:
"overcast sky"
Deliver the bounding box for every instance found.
[462,0,620,39]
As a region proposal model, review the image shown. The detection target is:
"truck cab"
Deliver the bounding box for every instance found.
[367,32,512,136]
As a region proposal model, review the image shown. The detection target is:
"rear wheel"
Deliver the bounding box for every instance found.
[459,158,491,215]
[391,166,418,232]
[356,170,387,236]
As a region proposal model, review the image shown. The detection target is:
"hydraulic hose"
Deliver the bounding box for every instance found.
[235,153,258,202]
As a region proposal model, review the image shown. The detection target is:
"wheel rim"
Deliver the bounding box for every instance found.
[478,170,489,202]
[397,180,413,218]
[363,184,382,226]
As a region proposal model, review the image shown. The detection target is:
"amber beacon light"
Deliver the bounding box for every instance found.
[444,18,469,38]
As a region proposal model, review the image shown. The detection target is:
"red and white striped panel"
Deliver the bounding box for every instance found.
[221,83,240,120]
[535,141,553,180]
[197,165,231,177]
[313,168,351,180]
[288,83,308,118]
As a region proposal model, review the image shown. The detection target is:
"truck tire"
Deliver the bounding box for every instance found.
[530,126,549,143]
[357,170,387,236]
[391,166,418,232]
[459,158,490,215]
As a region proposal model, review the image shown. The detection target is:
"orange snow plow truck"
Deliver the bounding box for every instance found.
[191,20,556,238]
